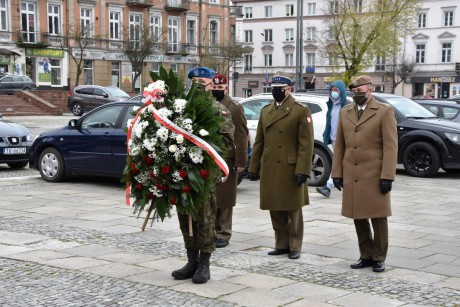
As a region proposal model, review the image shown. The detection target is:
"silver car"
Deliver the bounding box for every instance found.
[0,113,34,169]
[68,85,130,116]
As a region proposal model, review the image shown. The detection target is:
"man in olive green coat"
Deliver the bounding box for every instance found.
[211,74,249,248]
[248,75,314,260]
[332,75,398,273]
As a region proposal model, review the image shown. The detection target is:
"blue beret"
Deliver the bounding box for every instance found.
[187,67,215,80]
[271,75,293,87]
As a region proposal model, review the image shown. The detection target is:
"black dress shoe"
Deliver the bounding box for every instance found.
[288,251,300,259]
[373,261,385,272]
[215,238,228,248]
[350,258,373,269]
[267,248,290,255]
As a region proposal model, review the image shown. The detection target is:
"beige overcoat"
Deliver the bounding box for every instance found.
[331,97,398,219]
[216,94,249,209]
[248,94,314,211]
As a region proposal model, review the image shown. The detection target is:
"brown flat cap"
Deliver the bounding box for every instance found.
[348,75,373,90]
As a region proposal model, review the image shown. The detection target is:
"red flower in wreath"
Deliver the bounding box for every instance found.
[170,196,176,205]
[183,186,191,193]
[200,169,209,179]
[156,182,168,191]
[179,169,187,178]
[150,171,156,178]
[144,156,154,165]
[161,166,170,174]
[147,193,156,200]
[135,183,143,190]
[131,162,139,174]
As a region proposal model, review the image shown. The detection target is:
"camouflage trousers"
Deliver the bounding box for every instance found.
[177,193,217,254]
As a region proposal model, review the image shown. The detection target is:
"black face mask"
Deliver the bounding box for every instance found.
[211,90,225,101]
[353,92,368,106]
[272,88,287,102]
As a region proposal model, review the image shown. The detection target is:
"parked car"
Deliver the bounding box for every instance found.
[0,113,34,169]
[29,101,139,182]
[68,85,131,116]
[0,75,37,94]
[412,95,433,100]
[239,92,335,187]
[447,94,460,103]
[372,92,460,177]
[413,99,460,123]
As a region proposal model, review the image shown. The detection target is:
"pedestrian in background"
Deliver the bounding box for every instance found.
[248,75,314,260]
[211,74,248,248]
[332,75,398,273]
[316,80,348,198]
[171,67,235,284]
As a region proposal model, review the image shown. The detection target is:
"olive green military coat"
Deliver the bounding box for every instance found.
[248,94,314,211]
[331,97,398,219]
[216,94,249,209]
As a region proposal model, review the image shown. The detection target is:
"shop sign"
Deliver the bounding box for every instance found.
[430,77,457,83]
[411,76,458,83]
[26,48,65,58]
[248,81,258,88]
[0,33,12,41]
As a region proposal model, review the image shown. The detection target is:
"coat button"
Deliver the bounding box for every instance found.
[278,145,282,148]
[355,179,358,182]
[279,130,282,133]
[277,161,280,163]
[355,128,359,132]
[266,129,270,132]
[355,163,358,166]
[354,145,357,149]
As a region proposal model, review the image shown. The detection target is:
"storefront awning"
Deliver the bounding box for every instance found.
[0,48,22,61]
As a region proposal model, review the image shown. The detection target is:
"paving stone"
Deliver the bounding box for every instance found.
[329,292,405,306]
[274,281,351,302]
[40,256,111,270]
[220,287,297,307]
[171,280,246,299]
[81,263,152,278]
[123,270,190,287]
[225,273,295,289]
[3,250,72,262]
[0,230,49,245]
[60,245,124,258]
[382,268,447,284]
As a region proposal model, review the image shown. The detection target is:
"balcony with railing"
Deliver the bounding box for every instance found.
[166,42,190,55]
[15,30,50,48]
[229,6,243,17]
[126,0,153,7]
[165,0,189,11]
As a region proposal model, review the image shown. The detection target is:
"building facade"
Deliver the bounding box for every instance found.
[0,0,239,93]
[231,0,459,98]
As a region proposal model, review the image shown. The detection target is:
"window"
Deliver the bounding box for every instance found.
[80,8,93,37]
[285,53,294,66]
[307,3,316,15]
[441,43,452,63]
[187,19,196,45]
[263,29,272,42]
[209,0,218,4]
[48,4,61,35]
[329,53,339,66]
[416,44,425,64]
[264,54,272,67]
[129,14,142,49]
[417,13,426,28]
[209,20,218,45]
[21,2,36,42]
[152,62,160,73]
[168,17,180,52]
[150,15,161,41]
[285,28,294,41]
[245,7,252,18]
[109,11,121,40]
[244,30,253,43]
[306,53,315,68]
[353,0,362,12]
[170,63,177,72]
[330,1,339,14]
[81,105,124,130]
[306,27,316,41]
[50,59,61,85]
[327,26,335,40]
[265,6,272,17]
[83,60,93,85]
[444,11,453,26]
[244,54,252,71]
[286,4,294,16]
[375,55,386,71]
[111,62,120,87]
[0,0,7,31]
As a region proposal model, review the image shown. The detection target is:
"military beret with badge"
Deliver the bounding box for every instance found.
[348,75,373,90]
[187,67,215,80]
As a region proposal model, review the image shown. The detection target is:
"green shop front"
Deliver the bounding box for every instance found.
[25,48,68,88]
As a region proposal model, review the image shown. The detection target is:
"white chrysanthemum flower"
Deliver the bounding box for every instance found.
[133,120,149,139]
[176,135,184,144]
[142,138,157,152]
[156,127,169,142]
[173,99,188,114]
[127,119,134,128]
[189,147,204,163]
[199,129,209,136]
[133,106,140,112]
[149,186,163,197]
[131,145,140,156]
[172,171,183,182]
[169,144,178,153]
[157,107,173,119]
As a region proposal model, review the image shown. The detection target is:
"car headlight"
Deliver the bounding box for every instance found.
[26,133,34,142]
[445,132,460,144]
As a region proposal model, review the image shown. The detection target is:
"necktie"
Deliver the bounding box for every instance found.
[358,108,363,120]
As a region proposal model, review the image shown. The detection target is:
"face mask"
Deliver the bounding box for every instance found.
[353,92,368,106]
[211,90,225,101]
[330,91,340,100]
[272,88,287,102]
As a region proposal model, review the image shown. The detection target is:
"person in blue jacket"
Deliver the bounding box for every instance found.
[316,80,348,198]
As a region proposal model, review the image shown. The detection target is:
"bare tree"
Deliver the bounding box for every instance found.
[319,0,418,84]
[385,59,416,93]
[60,23,97,87]
[200,44,251,75]
[122,25,165,93]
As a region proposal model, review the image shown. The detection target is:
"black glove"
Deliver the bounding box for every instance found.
[333,178,343,191]
[248,172,260,181]
[380,179,393,194]
[295,174,309,187]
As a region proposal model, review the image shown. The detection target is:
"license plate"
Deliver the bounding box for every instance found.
[3,147,26,155]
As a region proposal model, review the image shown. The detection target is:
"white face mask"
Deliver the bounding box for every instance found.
[330,91,340,100]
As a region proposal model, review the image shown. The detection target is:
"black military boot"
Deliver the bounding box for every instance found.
[171,248,199,280]
[192,252,211,284]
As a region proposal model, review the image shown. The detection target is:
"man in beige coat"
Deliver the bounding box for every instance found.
[332,75,398,272]
[211,74,249,248]
[248,75,314,260]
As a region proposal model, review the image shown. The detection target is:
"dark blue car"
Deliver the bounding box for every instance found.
[29,101,140,182]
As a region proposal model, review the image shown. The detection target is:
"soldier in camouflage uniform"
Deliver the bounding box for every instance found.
[172,67,235,284]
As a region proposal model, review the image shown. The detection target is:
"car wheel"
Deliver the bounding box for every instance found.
[7,161,28,169]
[38,148,66,182]
[71,102,83,116]
[309,147,331,187]
[23,87,31,91]
[402,142,440,177]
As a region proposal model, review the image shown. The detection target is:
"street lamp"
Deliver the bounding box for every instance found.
[295,0,304,91]
[261,32,269,92]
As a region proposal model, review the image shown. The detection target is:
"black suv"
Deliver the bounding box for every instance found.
[372,93,460,177]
